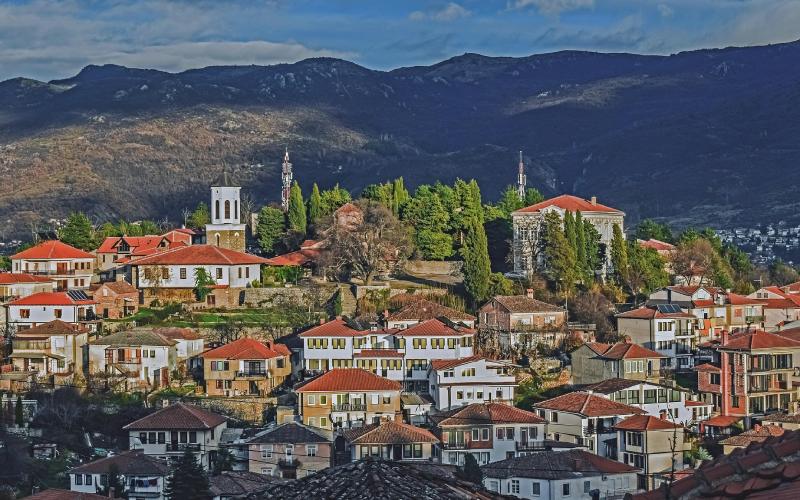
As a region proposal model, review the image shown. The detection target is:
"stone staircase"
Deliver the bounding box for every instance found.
[338,284,358,316]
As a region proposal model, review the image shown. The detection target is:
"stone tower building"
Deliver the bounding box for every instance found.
[206,172,246,252]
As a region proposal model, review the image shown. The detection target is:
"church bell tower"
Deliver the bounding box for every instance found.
[206,171,246,252]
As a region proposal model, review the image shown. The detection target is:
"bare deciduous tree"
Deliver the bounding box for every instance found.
[671,239,715,286]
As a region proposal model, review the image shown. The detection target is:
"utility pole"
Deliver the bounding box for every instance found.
[281,148,293,213]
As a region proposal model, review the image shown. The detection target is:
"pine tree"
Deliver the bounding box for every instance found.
[187,202,210,229]
[164,449,210,500]
[58,212,97,250]
[308,183,322,225]
[610,223,629,283]
[461,217,491,304]
[524,188,544,206]
[575,211,587,280]
[287,181,307,235]
[256,206,285,255]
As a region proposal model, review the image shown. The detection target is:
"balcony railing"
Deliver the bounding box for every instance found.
[583,426,611,436]
[235,370,267,378]
[746,315,766,324]
[278,458,298,468]
[166,443,200,452]
[24,269,90,276]
[442,441,468,450]
[332,403,366,412]
[515,441,546,451]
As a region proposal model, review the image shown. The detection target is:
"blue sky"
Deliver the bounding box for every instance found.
[1,0,799,81]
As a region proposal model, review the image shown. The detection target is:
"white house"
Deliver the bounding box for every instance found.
[68,450,170,499]
[87,330,177,390]
[10,320,90,378]
[7,291,98,332]
[482,449,639,499]
[124,403,228,471]
[616,305,699,370]
[0,273,54,301]
[11,240,95,291]
[146,327,204,360]
[427,356,517,410]
[434,402,547,466]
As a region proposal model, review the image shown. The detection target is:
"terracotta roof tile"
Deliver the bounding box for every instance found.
[616,306,696,319]
[297,368,401,393]
[435,402,544,426]
[483,295,564,314]
[27,489,108,500]
[694,363,721,372]
[343,421,439,444]
[482,449,638,480]
[387,298,475,322]
[702,415,742,427]
[149,327,203,341]
[0,272,52,284]
[763,413,800,424]
[430,356,485,371]
[535,392,646,417]
[129,244,267,266]
[93,281,138,295]
[10,292,97,306]
[719,330,800,351]
[513,194,623,215]
[123,403,226,430]
[203,338,289,360]
[584,342,665,359]
[720,425,786,447]
[615,415,683,431]
[69,450,170,475]
[248,423,331,444]
[15,320,86,338]
[299,318,363,338]
[89,329,175,347]
[12,240,94,260]
[638,239,676,251]
[727,292,765,305]
[209,470,282,497]
[353,349,405,358]
[264,248,321,266]
[393,318,475,337]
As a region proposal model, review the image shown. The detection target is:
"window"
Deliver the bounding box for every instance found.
[180,268,187,279]
[158,432,165,444]
[308,395,316,405]
[320,417,328,428]
[308,417,316,427]
[710,373,721,385]
[481,428,490,440]
[531,482,541,496]
[150,349,156,358]
[505,427,514,440]
[307,445,317,457]
[238,267,242,279]
[551,412,558,423]
[627,431,643,446]
[472,428,480,441]
[584,481,591,493]
[320,395,328,405]
[20,309,30,318]
[139,432,148,444]
[54,308,62,318]
[224,200,231,219]
[382,394,391,404]
[510,480,520,494]
[261,444,273,458]
[148,432,156,444]
[189,432,197,443]
[562,483,570,496]
[216,268,223,280]
[85,475,92,485]
[76,475,83,485]
[162,267,169,280]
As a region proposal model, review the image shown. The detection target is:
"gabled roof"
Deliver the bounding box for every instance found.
[0,273,52,284]
[513,194,623,215]
[393,318,474,337]
[719,425,785,447]
[96,235,169,255]
[694,363,721,373]
[299,318,363,338]
[614,415,683,431]
[616,306,696,319]
[93,281,138,295]
[89,330,175,347]
[387,298,475,322]
[638,239,675,251]
[14,320,86,338]
[763,413,800,424]
[203,337,289,359]
[247,423,331,444]
[148,327,203,341]
[430,355,485,371]
[12,240,94,260]
[535,392,647,417]
[123,403,226,430]
[482,449,638,480]
[583,342,666,359]
[718,330,800,351]
[297,368,402,393]
[484,295,564,314]
[582,378,643,394]
[10,291,97,306]
[343,421,438,444]
[726,292,764,306]
[69,450,170,475]
[209,471,282,497]
[27,490,108,500]
[129,244,268,266]
[434,402,544,426]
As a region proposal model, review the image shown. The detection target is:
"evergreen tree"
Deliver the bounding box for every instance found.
[459,453,483,484]
[187,202,210,229]
[139,220,160,235]
[392,177,409,215]
[164,449,211,500]
[287,181,307,235]
[256,206,285,255]
[583,219,602,276]
[14,395,23,427]
[193,268,216,302]
[97,463,122,497]
[524,188,544,206]
[58,212,97,250]
[575,211,587,280]
[564,211,577,251]
[461,217,491,304]
[610,223,629,284]
[332,290,343,316]
[402,186,453,260]
[99,222,121,238]
[541,212,577,295]
[0,256,9,271]
[319,184,351,216]
[307,183,323,225]
[636,219,674,243]
[496,185,524,216]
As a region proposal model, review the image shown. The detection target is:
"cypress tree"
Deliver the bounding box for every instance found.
[164,449,210,500]
[564,211,577,251]
[308,183,322,225]
[461,217,491,305]
[611,223,629,283]
[256,206,285,255]
[575,211,587,279]
[392,178,409,215]
[14,395,23,427]
[287,181,307,235]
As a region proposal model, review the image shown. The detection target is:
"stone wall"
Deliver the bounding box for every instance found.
[404,260,463,276]
[242,284,337,308]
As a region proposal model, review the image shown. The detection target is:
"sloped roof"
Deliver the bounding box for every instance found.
[763,413,800,424]
[485,295,564,313]
[616,306,695,319]
[89,329,175,347]
[260,457,503,499]
[27,490,108,500]
[263,248,321,267]
[129,244,267,266]
[584,342,666,359]
[719,425,785,447]
[69,450,170,475]
[209,471,282,497]
[15,320,86,338]
[96,235,168,254]
[387,298,475,322]
[719,330,800,351]
[10,292,97,306]
[299,318,363,338]
[393,318,475,337]
[203,337,289,359]
[297,368,402,393]
[726,292,764,305]
[513,194,623,215]
[614,415,683,431]
[434,402,544,426]
[482,449,637,480]
[12,240,94,260]
[694,363,721,373]
[702,415,743,428]
[248,423,331,444]
[149,327,203,341]
[535,392,646,417]
[582,378,643,394]
[354,349,404,358]
[343,421,438,444]
[94,281,138,295]
[430,356,485,371]
[0,273,52,284]
[638,239,675,251]
[123,403,226,430]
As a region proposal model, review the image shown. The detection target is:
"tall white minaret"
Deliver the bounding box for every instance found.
[517,150,526,200]
[281,148,293,213]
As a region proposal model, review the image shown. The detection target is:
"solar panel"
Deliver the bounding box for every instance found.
[656,303,681,314]
[67,290,90,301]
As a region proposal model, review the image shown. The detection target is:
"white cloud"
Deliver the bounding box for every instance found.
[657,3,674,18]
[510,0,594,15]
[409,2,471,22]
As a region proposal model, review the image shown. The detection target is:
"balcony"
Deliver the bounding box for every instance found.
[235,370,268,378]
[332,403,366,412]
[442,441,468,450]
[583,426,611,436]
[278,457,298,468]
[515,441,546,452]
[746,315,766,324]
[166,443,200,452]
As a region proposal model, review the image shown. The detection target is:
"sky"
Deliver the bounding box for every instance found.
[1,0,799,81]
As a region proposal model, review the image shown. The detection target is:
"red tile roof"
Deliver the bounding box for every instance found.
[430,356,485,371]
[719,330,800,351]
[584,342,666,359]
[536,392,646,417]
[123,403,226,430]
[353,349,405,358]
[93,281,138,295]
[12,240,94,260]
[27,489,108,500]
[299,318,363,338]
[638,239,675,251]
[435,402,544,426]
[759,298,800,309]
[616,306,696,319]
[96,235,169,255]
[393,318,475,337]
[513,194,623,214]
[129,245,268,266]
[150,327,203,341]
[720,425,785,447]
[297,368,401,393]
[726,292,764,305]
[203,338,290,360]
[343,421,439,444]
[263,248,321,267]
[10,291,97,306]
[0,273,52,284]
[685,400,711,407]
[387,298,475,322]
[614,415,683,431]
[15,320,87,338]
[694,363,721,373]
[702,415,742,428]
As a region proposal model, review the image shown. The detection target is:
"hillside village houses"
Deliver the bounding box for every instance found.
[427,356,517,410]
[570,341,667,386]
[7,291,99,333]
[478,292,568,348]
[9,320,89,380]
[11,240,95,291]
[202,337,291,397]
[87,329,178,390]
[0,273,54,301]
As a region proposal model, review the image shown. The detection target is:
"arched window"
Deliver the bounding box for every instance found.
[215,200,220,221]
[224,200,231,220]
[215,234,221,246]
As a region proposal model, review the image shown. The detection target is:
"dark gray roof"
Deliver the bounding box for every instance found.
[69,450,170,476]
[247,422,331,445]
[209,471,282,497]
[258,457,507,499]
[481,450,638,481]
[89,329,175,347]
[582,378,644,394]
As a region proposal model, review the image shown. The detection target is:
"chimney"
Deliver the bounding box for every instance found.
[265,341,271,350]
[590,196,597,206]
[335,315,342,320]
[526,288,534,299]
[319,318,325,325]
[721,329,729,346]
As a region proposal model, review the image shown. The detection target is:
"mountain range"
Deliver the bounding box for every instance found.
[2,40,800,240]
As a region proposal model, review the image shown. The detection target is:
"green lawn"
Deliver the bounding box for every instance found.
[106,307,324,328]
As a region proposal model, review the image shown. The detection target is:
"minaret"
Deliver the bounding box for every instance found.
[281,148,293,213]
[517,150,526,200]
